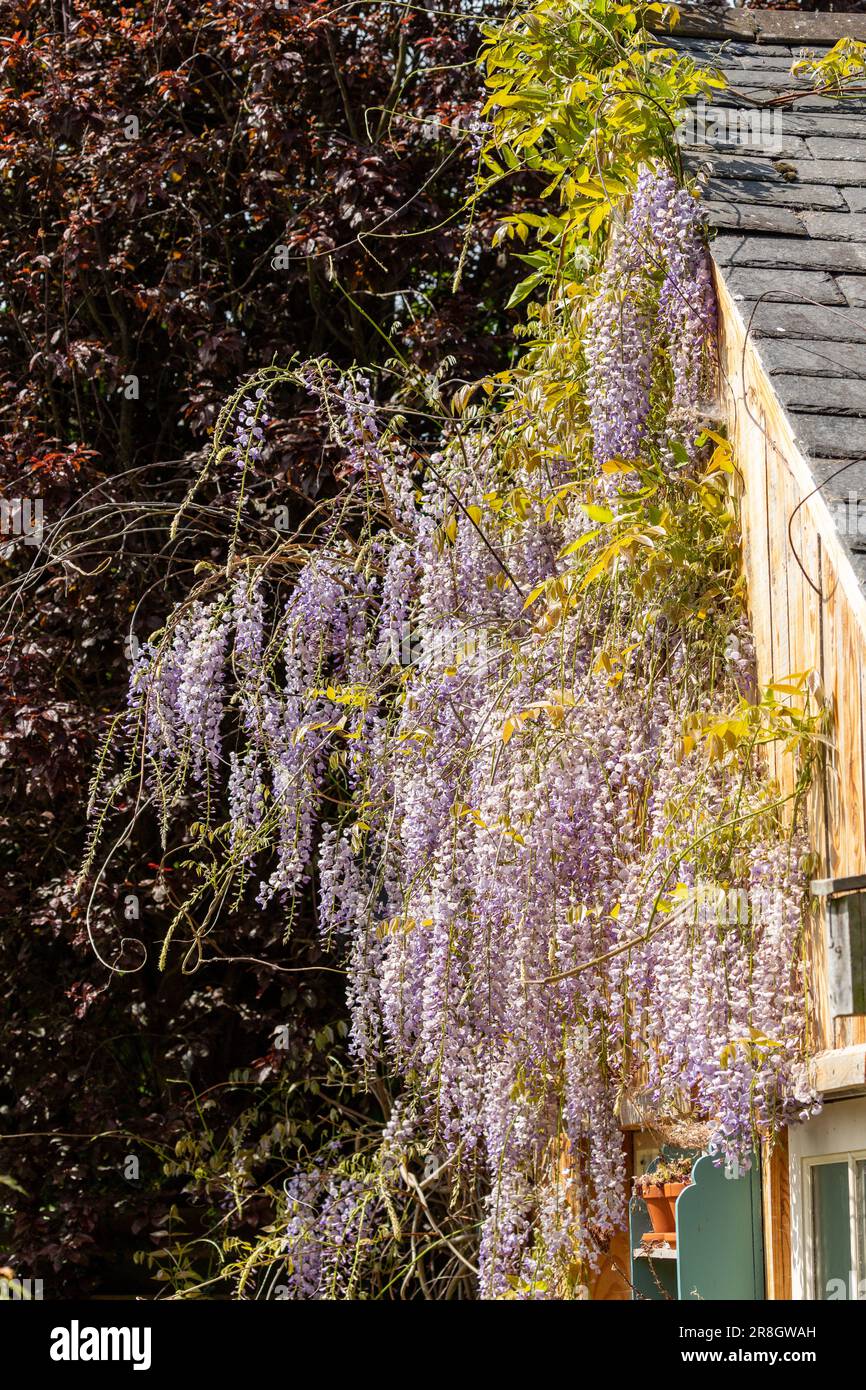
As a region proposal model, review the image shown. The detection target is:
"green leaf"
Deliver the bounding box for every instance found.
[505,269,546,309]
[0,1173,28,1196]
[670,439,690,466]
[581,502,614,523]
[558,528,601,558]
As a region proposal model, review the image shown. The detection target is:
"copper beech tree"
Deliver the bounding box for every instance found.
[0,0,524,1294]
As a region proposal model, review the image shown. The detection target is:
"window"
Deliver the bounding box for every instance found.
[805,1152,866,1300]
[788,1095,866,1298]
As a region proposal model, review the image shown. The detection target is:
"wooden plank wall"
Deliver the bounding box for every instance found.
[761,1127,791,1301]
[716,266,866,1057]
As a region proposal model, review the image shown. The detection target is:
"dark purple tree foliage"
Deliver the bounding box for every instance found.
[0,0,526,1296]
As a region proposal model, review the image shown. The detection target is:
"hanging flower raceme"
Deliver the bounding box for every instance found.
[585,167,717,466]
[231,390,271,475]
[98,124,819,1299]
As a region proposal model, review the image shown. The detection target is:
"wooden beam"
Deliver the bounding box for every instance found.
[809,1043,866,1095]
[762,1131,792,1300]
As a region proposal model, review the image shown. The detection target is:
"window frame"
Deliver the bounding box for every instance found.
[802,1149,866,1300]
[788,1095,866,1300]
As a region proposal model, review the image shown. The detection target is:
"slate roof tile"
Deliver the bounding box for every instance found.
[770,374,866,414]
[789,413,866,460]
[704,176,846,208]
[810,459,866,501]
[704,201,806,233]
[710,235,866,273]
[738,301,866,344]
[756,338,866,378]
[837,275,866,307]
[755,111,866,138]
[785,159,866,187]
[723,266,846,305]
[801,211,866,242]
[806,137,866,162]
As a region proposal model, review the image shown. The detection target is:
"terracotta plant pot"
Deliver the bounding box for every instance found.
[641,1182,674,1234]
[664,1180,689,1219]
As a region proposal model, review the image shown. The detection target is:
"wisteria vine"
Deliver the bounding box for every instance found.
[82,4,823,1300]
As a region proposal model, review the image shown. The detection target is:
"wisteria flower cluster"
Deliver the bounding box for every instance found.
[100,158,818,1300]
[585,167,716,465]
[231,390,271,475]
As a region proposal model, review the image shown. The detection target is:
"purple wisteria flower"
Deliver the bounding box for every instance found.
[585,166,716,465]
[124,177,813,1298]
[230,389,271,475]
